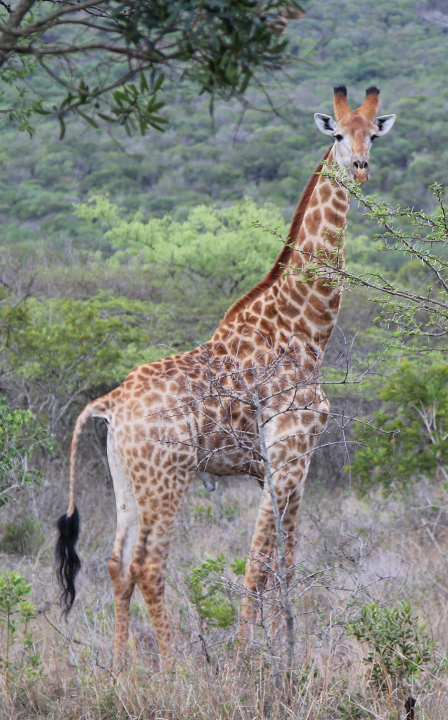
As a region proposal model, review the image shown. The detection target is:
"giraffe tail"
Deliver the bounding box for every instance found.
[55,397,112,616]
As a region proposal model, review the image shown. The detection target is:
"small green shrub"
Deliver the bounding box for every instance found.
[186,553,236,628]
[192,502,213,522]
[0,571,41,675]
[348,361,448,494]
[346,601,435,690]
[0,396,52,506]
[0,517,45,556]
[222,504,239,521]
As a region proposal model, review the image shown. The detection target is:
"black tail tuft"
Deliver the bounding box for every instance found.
[55,507,81,617]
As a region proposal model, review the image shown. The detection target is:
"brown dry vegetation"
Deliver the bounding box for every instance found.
[1,452,448,720]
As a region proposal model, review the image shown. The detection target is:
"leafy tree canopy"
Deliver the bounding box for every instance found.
[75,195,286,297]
[0,0,304,135]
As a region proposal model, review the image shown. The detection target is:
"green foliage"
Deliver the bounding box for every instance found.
[69,196,289,356]
[0,572,35,638]
[61,74,169,139]
[221,504,239,521]
[0,517,45,556]
[344,232,388,276]
[0,54,41,136]
[321,172,448,351]
[75,195,286,298]
[186,553,236,628]
[229,556,247,576]
[0,0,445,249]
[0,292,155,431]
[0,396,52,506]
[349,360,448,493]
[6,297,142,385]
[346,601,435,690]
[192,503,213,522]
[0,0,304,134]
[112,0,304,97]
[0,571,41,675]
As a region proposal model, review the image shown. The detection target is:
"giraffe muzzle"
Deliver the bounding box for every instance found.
[351,159,370,183]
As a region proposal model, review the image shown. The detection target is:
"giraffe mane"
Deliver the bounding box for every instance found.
[221,146,332,326]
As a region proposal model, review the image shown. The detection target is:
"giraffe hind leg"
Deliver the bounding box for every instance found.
[107,429,139,673]
[129,468,193,668]
[132,547,174,668]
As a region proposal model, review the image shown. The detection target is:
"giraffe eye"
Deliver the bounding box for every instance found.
[334,134,343,142]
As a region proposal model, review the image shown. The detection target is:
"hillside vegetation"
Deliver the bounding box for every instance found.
[1,0,448,245]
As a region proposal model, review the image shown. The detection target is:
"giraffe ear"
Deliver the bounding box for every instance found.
[314,113,336,136]
[375,114,396,136]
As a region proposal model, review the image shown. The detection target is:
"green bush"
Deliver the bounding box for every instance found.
[0,517,45,556]
[74,195,285,299]
[0,396,52,506]
[221,504,239,522]
[0,571,41,674]
[0,293,153,431]
[346,601,435,690]
[229,557,247,577]
[349,360,448,493]
[192,503,213,522]
[186,553,236,629]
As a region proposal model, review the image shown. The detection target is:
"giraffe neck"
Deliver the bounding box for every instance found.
[271,145,349,356]
[212,147,349,365]
[219,147,332,328]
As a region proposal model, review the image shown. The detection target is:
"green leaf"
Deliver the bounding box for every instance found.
[77,109,99,128]
[139,72,148,92]
[58,115,66,140]
[97,112,115,123]
[153,73,164,92]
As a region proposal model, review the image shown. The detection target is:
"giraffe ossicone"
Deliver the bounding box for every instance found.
[56,86,396,671]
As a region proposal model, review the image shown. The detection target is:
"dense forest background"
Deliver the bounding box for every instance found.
[2,1,448,718]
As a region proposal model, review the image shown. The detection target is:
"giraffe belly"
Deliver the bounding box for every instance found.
[196,445,264,479]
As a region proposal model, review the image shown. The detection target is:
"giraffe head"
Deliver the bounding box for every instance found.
[314,85,396,183]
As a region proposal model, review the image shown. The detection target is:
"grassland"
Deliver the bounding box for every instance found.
[1,459,448,719]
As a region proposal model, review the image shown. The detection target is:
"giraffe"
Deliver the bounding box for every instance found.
[56,85,395,670]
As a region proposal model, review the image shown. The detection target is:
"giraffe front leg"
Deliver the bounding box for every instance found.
[240,490,277,637]
[240,462,307,638]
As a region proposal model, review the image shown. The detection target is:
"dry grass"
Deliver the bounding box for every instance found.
[1,457,448,719]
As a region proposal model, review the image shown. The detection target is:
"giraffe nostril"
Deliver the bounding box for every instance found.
[353,161,359,169]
